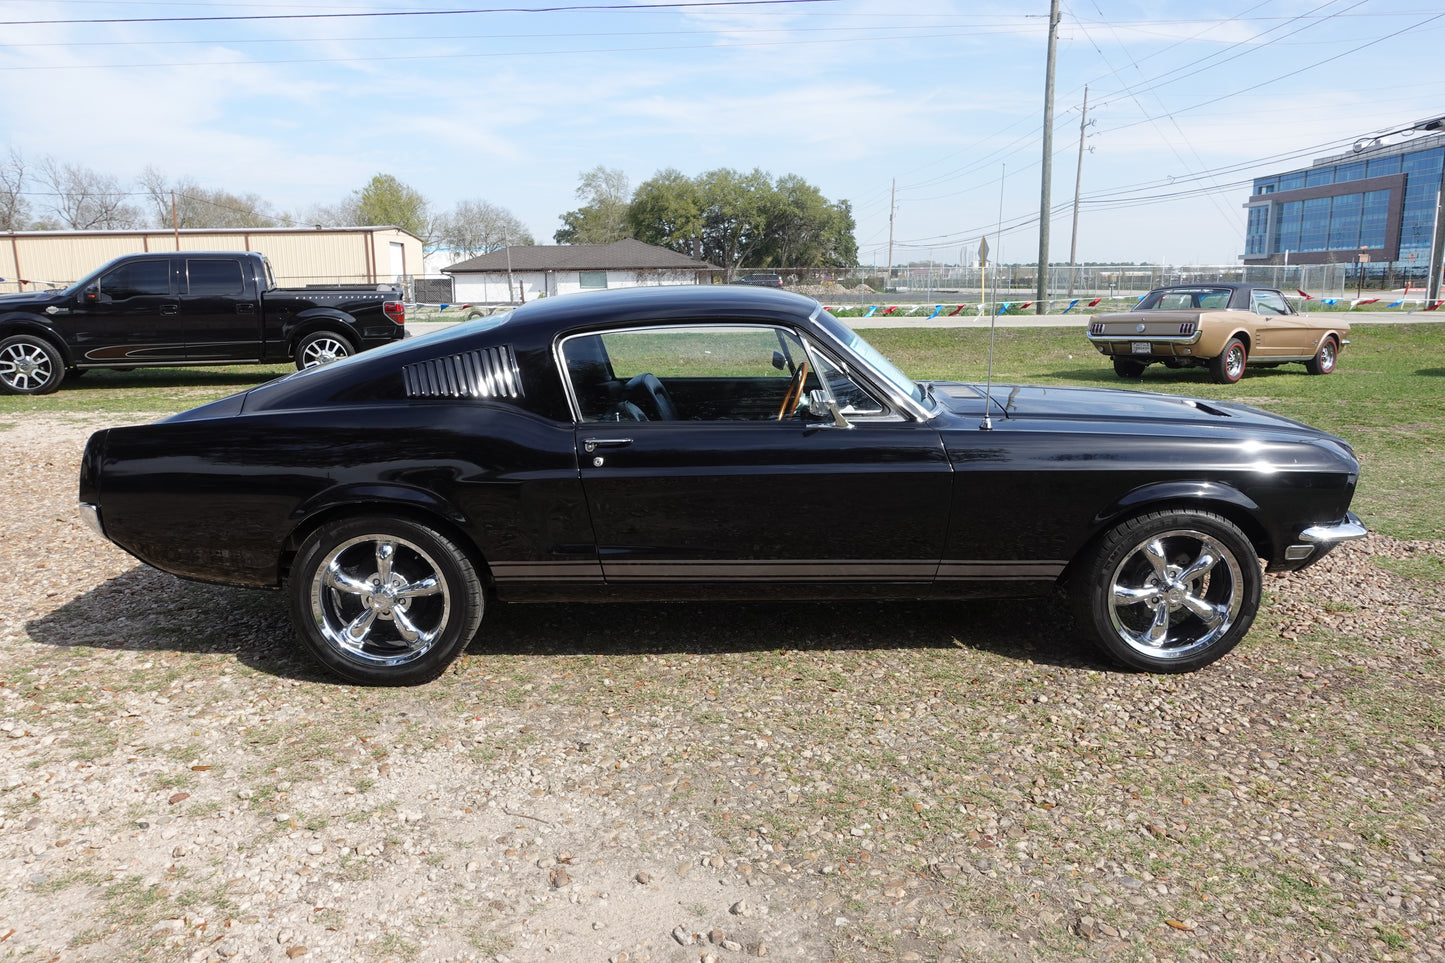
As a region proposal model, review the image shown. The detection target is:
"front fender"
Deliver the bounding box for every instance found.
[0,315,74,365]
[1100,480,1260,522]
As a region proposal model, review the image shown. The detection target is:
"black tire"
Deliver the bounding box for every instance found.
[294,331,355,370]
[1112,357,1148,379]
[1209,337,1247,384]
[1071,509,1261,673]
[0,334,65,395]
[1305,336,1338,376]
[287,516,484,685]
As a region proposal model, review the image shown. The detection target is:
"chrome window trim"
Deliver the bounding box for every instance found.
[803,307,937,421]
[554,319,920,425]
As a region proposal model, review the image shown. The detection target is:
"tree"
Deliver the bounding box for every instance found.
[554,166,632,244]
[756,174,857,269]
[139,166,278,229]
[626,168,858,279]
[355,174,430,239]
[628,168,704,256]
[37,156,141,230]
[1,146,28,232]
[434,200,533,259]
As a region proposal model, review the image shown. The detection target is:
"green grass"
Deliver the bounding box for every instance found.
[4,322,1440,537]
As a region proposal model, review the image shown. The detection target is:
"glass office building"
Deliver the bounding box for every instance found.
[1242,132,1444,279]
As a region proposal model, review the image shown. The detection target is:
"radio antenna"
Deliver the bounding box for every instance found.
[981,163,1005,430]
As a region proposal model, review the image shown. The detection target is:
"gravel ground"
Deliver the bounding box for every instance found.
[2,413,1442,963]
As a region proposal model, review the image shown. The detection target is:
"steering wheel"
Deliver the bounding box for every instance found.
[776,361,810,420]
[624,373,678,421]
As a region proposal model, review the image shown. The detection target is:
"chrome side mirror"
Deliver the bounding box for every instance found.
[807,389,851,428]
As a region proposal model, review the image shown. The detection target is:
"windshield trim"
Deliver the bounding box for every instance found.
[809,309,937,420]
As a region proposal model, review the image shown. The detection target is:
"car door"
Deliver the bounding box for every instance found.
[1250,288,1312,359]
[180,257,262,362]
[561,322,953,598]
[65,257,187,364]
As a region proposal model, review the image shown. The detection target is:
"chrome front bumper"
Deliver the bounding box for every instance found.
[1283,511,1368,561]
[78,502,105,539]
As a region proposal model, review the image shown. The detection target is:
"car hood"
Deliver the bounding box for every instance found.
[0,289,67,308]
[929,381,1335,439]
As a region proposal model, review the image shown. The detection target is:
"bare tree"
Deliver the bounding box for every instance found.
[139,166,277,229]
[554,166,632,244]
[435,199,533,259]
[1,146,28,231]
[38,156,141,230]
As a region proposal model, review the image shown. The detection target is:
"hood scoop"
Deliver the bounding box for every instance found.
[1180,398,1233,418]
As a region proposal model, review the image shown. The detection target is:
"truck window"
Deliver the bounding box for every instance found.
[98,259,170,300]
[187,259,245,296]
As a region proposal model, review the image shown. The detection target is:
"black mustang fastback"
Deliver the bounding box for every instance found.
[79,286,1365,685]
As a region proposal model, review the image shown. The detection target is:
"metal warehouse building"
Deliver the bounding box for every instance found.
[1,226,423,295]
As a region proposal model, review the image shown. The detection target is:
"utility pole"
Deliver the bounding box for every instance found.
[1036,0,1061,314]
[887,178,896,286]
[1067,86,1089,297]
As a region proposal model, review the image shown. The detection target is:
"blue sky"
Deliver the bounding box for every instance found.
[3,0,1443,267]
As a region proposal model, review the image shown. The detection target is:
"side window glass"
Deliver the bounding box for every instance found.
[1252,291,1288,315]
[97,259,170,300]
[187,260,245,296]
[562,325,814,423]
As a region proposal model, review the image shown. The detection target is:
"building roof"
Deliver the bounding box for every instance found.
[443,238,717,274]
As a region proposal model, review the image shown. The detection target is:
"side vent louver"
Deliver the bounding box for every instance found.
[403,346,523,400]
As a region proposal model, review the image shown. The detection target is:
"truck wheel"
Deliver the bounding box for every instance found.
[0,335,65,395]
[295,331,355,370]
[1208,337,1247,384]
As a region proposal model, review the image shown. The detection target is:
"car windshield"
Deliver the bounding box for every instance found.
[1135,287,1233,310]
[814,310,925,405]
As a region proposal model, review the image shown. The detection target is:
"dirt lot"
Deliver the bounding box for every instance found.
[1,413,1442,963]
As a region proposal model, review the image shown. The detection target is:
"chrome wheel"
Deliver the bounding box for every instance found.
[309,533,451,668]
[296,333,353,369]
[1107,528,1245,663]
[1224,344,1245,379]
[1209,337,1247,384]
[1307,337,1337,375]
[290,517,484,685]
[1074,509,1260,672]
[0,335,64,395]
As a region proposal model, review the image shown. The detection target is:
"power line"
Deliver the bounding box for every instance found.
[0,0,839,28]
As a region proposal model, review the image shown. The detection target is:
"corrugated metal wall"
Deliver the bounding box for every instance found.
[0,228,423,293]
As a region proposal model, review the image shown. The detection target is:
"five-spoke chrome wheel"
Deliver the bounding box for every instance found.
[289,517,484,685]
[1074,509,1260,672]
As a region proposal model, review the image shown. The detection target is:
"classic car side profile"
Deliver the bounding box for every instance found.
[79,286,1366,685]
[1085,282,1350,384]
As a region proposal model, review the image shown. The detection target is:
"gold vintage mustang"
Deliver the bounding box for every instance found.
[1085,283,1350,384]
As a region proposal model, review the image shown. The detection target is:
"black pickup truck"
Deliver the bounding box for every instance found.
[0,251,406,395]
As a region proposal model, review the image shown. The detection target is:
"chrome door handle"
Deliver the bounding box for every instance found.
[582,437,633,453]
